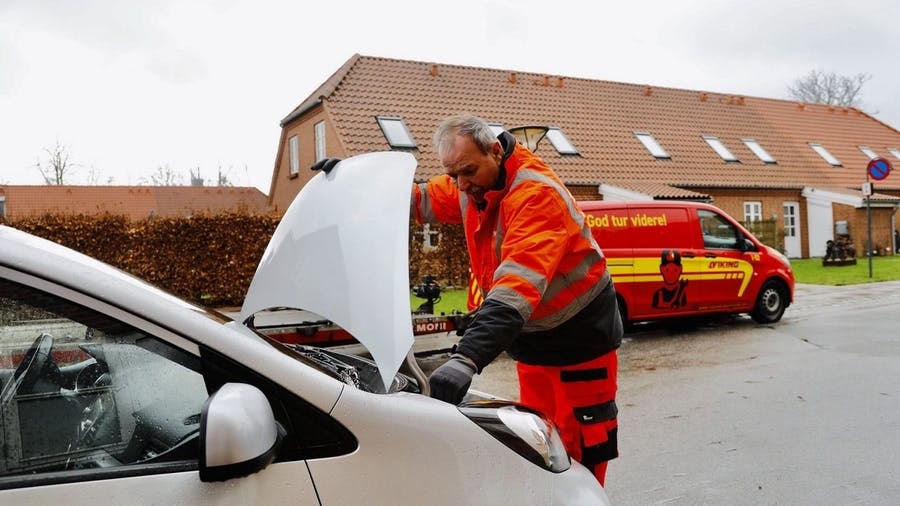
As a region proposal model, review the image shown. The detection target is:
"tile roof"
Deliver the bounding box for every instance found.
[0,185,269,221]
[287,54,900,194]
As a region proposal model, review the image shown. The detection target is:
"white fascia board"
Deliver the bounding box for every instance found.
[599,183,653,201]
[802,186,863,208]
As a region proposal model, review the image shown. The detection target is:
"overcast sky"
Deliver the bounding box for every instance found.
[1,0,897,193]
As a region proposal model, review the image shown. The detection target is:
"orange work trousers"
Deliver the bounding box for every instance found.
[517,350,618,486]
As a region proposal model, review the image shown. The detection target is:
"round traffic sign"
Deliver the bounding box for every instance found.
[867,157,892,181]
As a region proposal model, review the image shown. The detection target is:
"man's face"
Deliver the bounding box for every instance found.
[440,134,503,204]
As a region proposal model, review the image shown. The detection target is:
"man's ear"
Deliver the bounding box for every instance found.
[491,140,504,162]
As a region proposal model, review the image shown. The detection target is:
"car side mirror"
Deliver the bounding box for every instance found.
[740,237,757,252]
[199,383,285,482]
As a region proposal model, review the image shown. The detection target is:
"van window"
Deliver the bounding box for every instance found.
[628,207,694,249]
[698,209,740,249]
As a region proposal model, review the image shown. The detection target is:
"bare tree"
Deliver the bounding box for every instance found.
[34,139,77,185]
[86,164,114,185]
[139,164,238,187]
[189,167,204,186]
[216,164,233,187]
[141,165,184,186]
[787,69,872,107]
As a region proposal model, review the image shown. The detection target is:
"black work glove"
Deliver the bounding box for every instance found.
[429,353,477,405]
[310,158,341,174]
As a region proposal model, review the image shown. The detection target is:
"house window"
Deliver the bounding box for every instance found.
[376,116,417,148]
[703,136,739,162]
[783,203,797,239]
[741,138,776,163]
[743,201,762,222]
[0,197,5,219]
[809,143,842,167]
[289,135,299,176]
[315,122,326,162]
[487,123,505,137]
[858,146,878,160]
[546,128,579,155]
[634,132,670,159]
[888,147,900,160]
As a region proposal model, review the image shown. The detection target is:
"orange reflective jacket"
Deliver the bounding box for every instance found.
[413,140,610,332]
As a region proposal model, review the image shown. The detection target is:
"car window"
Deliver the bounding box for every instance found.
[697,209,740,250]
[0,279,207,485]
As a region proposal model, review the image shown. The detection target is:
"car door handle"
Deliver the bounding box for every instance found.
[681,252,696,258]
[705,253,717,258]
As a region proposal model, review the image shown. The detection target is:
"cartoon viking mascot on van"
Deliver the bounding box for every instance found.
[652,249,688,309]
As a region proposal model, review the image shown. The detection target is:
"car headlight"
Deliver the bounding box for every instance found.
[765,245,792,270]
[459,400,570,473]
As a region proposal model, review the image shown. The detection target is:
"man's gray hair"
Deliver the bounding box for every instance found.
[433,114,497,157]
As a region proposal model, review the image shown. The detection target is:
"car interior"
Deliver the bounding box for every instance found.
[0,279,207,482]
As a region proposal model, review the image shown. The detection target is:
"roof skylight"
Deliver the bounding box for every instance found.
[487,123,505,137]
[741,138,776,164]
[703,136,739,162]
[634,132,670,159]
[546,127,579,155]
[809,143,842,167]
[376,116,417,148]
[858,145,878,159]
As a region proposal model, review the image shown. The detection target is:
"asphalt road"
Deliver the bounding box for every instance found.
[424,281,900,505]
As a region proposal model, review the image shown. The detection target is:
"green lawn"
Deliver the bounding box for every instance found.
[410,288,469,314]
[786,255,900,285]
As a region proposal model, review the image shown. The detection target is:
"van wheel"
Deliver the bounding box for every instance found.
[750,280,786,323]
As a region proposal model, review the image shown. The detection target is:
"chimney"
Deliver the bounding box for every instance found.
[643,86,652,96]
[508,72,517,84]
[557,77,564,88]
[430,64,439,77]
[699,92,708,102]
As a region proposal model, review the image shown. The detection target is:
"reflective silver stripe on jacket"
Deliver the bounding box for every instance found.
[487,284,533,321]
[508,169,604,254]
[479,166,611,329]
[491,259,548,321]
[524,262,610,332]
[415,183,436,223]
[486,266,611,331]
[458,192,469,215]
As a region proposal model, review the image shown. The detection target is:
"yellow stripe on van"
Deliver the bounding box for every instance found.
[619,256,755,297]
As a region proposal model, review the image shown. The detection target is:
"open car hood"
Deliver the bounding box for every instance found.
[240,152,416,391]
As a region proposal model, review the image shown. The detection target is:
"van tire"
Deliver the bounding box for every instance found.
[750,280,787,323]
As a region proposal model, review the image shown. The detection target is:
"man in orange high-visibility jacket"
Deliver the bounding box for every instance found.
[412,114,623,486]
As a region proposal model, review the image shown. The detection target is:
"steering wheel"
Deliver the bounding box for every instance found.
[0,333,54,404]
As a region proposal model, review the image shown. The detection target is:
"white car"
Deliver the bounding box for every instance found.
[0,153,610,505]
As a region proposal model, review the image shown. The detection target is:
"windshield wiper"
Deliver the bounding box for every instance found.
[286,344,360,388]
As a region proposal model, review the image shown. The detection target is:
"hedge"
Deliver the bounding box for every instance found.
[6,213,470,308]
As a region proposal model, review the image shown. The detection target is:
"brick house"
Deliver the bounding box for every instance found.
[269,54,900,258]
[0,185,269,221]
